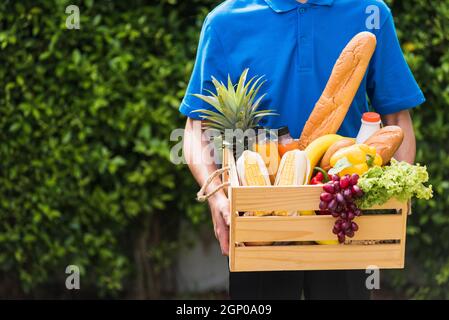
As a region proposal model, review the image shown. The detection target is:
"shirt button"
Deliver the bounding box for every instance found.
[299,8,306,13]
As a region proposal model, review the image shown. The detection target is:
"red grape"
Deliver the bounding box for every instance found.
[331,174,340,182]
[351,222,359,231]
[351,185,363,198]
[328,199,337,210]
[342,221,350,230]
[331,211,340,218]
[340,176,350,189]
[320,192,333,202]
[336,193,345,204]
[340,212,347,220]
[335,204,344,213]
[343,189,352,199]
[323,183,335,194]
[347,212,355,220]
[338,233,346,243]
[350,174,359,186]
[333,181,341,192]
[346,229,355,238]
[319,200,328,210]
[347,202,357,211]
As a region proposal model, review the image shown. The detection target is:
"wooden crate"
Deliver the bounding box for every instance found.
[223,148,409,272]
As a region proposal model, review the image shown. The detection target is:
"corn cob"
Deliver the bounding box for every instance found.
[274,150,310,216]
[236,151,272,216]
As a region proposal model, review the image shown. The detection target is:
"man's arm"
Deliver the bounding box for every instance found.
[183,118,230,256]
[381,109,416,164]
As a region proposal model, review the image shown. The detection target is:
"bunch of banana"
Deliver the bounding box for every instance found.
[304,134,344,183]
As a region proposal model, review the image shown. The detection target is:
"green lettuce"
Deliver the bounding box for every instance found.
[357,159,433,208]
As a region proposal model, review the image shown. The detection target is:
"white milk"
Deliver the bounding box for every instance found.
[356,113,381,144]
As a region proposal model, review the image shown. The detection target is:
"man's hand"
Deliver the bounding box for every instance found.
[183,118,231,256]
[208,193,230,256]
[381,109,416,164]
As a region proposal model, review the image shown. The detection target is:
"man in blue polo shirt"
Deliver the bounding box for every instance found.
[181,0,424,299]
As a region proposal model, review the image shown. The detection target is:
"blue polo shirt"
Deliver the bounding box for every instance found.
[179,0,425,138]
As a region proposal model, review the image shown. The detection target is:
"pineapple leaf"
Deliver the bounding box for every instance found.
[191,94,221,110]
[190,69,277,133]
[236,68,250,105]
[250,111,278,126]
[248,79,267,107]
[250,94,266,112]
[193,94,235,124]
[194,108,234,129]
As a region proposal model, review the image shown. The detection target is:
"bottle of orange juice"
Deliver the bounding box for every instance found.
[253,128,280,184]
[277,126,300,157]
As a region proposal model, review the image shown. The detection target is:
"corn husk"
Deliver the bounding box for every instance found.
[274,150,310,216]
[236,151,272,217]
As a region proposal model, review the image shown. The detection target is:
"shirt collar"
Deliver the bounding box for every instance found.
[265,0,334,13]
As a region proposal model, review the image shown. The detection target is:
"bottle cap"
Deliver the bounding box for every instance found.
[277,126,290,137]
[362,112,381,123]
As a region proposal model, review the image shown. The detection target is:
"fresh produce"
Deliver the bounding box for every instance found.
[298,32,377,149]
[236,150,272,217]
[304,134,344,181]
[329,144,382,177]
[364,125,404,165]
[320,138,356,171]
[275,150,310,186]
[310,167,330,185]
[193,68,277,135]
[357,159,433,209]
[274,150,310,216]
[320,174,365,243]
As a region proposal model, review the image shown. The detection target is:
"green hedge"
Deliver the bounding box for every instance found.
[383,0,449,299]
[0,0,215,298]
[0,0,448,299]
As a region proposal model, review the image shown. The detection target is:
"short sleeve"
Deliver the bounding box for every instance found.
[367,12,425,115]
[179,17,227,119]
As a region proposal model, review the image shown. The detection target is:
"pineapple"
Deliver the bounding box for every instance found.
[192,68,277,135]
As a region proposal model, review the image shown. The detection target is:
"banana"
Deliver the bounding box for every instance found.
[304,134,344,182]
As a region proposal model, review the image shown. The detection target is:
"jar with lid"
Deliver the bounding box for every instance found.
[277,126,300,157]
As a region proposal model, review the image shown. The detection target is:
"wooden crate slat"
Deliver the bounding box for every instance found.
[233,186,405,211]
[223,147,239,187]
[234,214,404,242]
[233,244,404,271]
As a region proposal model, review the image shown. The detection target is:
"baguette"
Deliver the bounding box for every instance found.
[365,126,404,165]
[298,32,377,149]
[320,138,356,171]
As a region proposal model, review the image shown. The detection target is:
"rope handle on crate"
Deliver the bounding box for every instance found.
[196,166,230,202]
